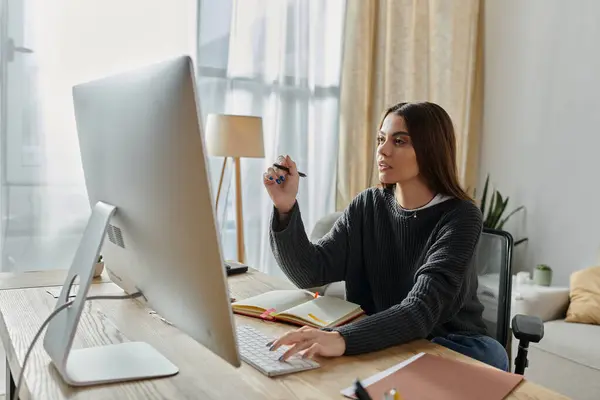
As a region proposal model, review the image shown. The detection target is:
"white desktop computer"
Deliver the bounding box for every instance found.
[33,56,318,393]
[42,56,240,386]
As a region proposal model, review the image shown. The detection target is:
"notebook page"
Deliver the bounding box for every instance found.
[282,295,362,327]
[232,290,314,313]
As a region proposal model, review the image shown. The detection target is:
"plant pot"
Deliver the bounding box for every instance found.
[533,266,552,286]
[94,261,105,278]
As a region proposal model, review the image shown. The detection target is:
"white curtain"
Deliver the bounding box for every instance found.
[197,0,346,277]
[1,0,345,277]
[0,0,198,272]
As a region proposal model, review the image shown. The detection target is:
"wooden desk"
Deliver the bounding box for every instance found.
[0,268,569,399]
[0,270,111,291]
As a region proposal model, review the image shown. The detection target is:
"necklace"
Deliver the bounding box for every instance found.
[399,210,418,219]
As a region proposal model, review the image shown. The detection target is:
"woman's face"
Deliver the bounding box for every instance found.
[376,114,419,184]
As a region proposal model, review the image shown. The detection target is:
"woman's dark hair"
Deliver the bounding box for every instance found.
[379,101,472,202]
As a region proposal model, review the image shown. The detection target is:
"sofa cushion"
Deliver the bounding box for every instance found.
[309,212,343,242]
[524,344,600,400]
[565,265,600,325]
[511,280,570,322]
[531,320,600,370]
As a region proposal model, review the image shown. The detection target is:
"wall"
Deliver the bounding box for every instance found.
[480,0,600,285]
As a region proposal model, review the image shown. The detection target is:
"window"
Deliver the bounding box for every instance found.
[0,0,197,271]
[197,0,346,275]
[0,0,346,276]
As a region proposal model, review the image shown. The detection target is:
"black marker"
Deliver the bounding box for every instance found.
[273,163,307,178]
[354,379,373,400]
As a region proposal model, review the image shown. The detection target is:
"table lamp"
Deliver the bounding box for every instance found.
[205,114,264,263]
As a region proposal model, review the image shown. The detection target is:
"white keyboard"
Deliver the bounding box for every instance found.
[236,325,320,377]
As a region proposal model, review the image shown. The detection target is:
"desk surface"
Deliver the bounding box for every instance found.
[0,268,569,399]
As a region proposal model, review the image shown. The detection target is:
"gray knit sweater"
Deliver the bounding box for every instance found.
[269,187,488,355]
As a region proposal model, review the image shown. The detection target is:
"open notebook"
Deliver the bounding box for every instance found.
[232,289,364,328]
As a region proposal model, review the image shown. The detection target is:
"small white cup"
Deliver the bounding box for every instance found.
[516,271,531,285]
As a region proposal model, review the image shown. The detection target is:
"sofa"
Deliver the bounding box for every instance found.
[309,212,600,399]
[510,277,600,400]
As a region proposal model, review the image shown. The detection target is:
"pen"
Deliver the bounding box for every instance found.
[308,313,326,325]
[273,163,307,177]
[354,379,373,400]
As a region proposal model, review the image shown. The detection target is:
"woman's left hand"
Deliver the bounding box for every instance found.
[269,326,346,361]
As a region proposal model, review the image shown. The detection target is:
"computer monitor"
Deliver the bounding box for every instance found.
[42,55,241,386]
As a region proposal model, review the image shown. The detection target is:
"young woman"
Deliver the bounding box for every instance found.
[262,101,509,371]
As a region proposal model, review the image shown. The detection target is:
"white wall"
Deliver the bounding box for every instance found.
[480,0,600,286]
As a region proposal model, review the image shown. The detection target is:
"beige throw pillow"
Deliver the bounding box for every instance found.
[565,265,600,325]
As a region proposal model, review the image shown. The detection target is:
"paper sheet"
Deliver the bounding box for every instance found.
[340,353,425,397]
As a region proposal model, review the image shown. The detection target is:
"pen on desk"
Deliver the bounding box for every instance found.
[354,379,373,400]
[273,163,307,177]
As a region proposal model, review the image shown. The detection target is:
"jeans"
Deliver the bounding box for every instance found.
[431,333,509,372]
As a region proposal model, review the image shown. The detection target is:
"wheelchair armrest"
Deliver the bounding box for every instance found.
[512,314,544,343]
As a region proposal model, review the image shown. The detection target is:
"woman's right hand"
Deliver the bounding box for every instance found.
[263,155,300,214]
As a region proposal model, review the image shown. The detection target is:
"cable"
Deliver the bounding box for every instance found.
[13,291,143,400]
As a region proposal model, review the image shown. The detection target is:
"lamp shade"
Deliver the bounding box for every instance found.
[205,114,265,158]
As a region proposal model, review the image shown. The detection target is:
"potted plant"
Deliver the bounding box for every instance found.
[533,264,553,286]
[476,174,528,245]
[472,175,528,275]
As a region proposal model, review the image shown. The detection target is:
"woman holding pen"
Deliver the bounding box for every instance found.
[262,101,509,371]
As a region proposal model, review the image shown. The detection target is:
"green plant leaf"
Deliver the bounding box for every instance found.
[475,175,527,241]
[480,174,490,217]
[497,206,525,230]
[485,191,507,228]
[484,189,497,227]
[515,238,528,246]
[491,193,509,228]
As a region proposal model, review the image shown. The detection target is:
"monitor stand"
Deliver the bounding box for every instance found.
[43,201,179,386]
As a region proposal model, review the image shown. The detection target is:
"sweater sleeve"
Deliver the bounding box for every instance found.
[269,196,361,289]
[331,203,483,355]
